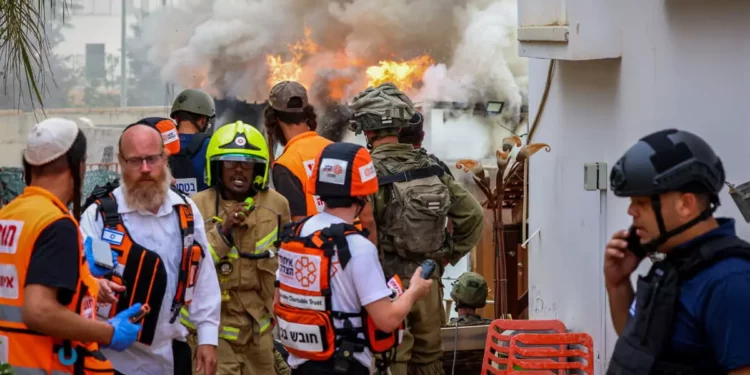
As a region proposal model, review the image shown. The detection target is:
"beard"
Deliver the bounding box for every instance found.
[121,166,172,212]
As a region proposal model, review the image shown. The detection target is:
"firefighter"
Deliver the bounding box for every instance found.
[181,121,291,375]
[80,123,221,375]
[0,118,142,374]
[605,129,750,374]
[446,272,492,326]
[273,142,433,375]
[349,83,484,375]
[170,88,217,195]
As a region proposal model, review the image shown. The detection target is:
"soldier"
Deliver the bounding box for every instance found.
[397,111,454,178]
[181,121,291,375]
[349,83,485,375]
[447,272,493,326]
[169,88,217,195]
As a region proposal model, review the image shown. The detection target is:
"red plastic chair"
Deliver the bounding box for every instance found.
[507,332,594,374]
[480,319,568,374]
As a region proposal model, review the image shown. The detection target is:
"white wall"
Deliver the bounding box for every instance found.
[525,0,750,373]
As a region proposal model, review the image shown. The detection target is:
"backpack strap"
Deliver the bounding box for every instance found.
[675,236,750,278]
[84,179,120,214]
[96,191,122,229]
[322,223,365,270]
[378,164,444,186]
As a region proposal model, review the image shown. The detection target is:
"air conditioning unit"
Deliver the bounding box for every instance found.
[517,0,622,60]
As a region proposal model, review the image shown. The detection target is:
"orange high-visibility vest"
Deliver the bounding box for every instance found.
[0,186,113,374]
[90,185,203,345]
[274,132,365,230]
[274,219,403,361]
[274,131,332,217]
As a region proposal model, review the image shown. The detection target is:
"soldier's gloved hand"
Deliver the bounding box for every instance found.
[83,236,119,278]
[104,303,144,351]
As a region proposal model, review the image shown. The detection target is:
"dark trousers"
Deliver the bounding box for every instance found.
[291,357,370,375]
[114,339,192,375]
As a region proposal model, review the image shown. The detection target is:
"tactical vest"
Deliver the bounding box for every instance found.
[88,183,204,346]
[274,219,404,364]
[607,235,750,375]
[0,186,114,375]
[170,132,209,196]
[371,148,451,275]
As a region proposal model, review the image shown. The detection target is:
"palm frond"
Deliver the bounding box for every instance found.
[0,0,71,110]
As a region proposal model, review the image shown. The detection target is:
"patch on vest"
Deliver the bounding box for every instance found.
[277,317,324,353]
[175,178,198,196]
[303,159,316,178]
[279,289,326,312]
[102,228,124,246]
[0,220,23,254]
[81,295,96,320]
[0,265,18,299]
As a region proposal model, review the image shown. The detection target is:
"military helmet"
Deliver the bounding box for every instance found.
[610,129,725,199]
[205,121,269,190]
[170,88,216,119]
[450,272,489,309]
[348,82,416,135]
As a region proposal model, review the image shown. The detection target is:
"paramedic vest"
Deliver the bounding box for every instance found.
[274,131,332,216]
[607,235,750,375]
[170,132,209,196]
[0,186,114,375]
[274,219,403,362]
[89,184,204,345]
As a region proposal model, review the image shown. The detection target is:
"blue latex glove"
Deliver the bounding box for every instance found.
[83,236,119,277]
[104,303,144,351]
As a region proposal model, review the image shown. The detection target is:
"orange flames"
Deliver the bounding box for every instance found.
[365,55,435,92]
[266,28,319,88]
[265,30,434,101]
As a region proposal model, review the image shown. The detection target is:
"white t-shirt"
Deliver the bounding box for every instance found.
[277,212,393,370]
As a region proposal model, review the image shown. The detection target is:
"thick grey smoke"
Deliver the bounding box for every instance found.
[138,0,527,152]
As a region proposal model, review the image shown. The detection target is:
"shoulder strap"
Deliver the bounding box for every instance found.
[378,164,444,186]
[677,236,750,278]
[321,223,365,270]
[96,190,122,229]
[83,179,120,213]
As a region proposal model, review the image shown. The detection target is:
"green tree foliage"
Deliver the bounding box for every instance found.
[0,0,73,109]
[0,1,77,110]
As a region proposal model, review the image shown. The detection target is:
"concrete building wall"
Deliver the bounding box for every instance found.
[524,0,750,373]
[0,106,170,167]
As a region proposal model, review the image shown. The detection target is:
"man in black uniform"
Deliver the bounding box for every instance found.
[605,128,750,375]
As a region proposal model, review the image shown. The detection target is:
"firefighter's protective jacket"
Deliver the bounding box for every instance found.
[186,187,290,345]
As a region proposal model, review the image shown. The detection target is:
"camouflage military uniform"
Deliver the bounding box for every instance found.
[448,314,493,326]
[371,143,484,375]
[447,272,493,327]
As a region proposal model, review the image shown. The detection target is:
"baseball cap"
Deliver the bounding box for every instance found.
[125,117,181,156]
[23,118,81,166]
[269,81,308,113]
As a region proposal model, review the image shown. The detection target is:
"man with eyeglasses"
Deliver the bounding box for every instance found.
[79,122,221,375]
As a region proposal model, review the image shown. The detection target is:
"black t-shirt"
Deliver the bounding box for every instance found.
[272,164,307,217]
[25,218,80,306]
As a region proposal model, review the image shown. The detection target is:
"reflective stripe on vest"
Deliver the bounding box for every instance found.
[0,304,23,323]
[180,309,271,339]
[255,227,278,253]
[13,368,72,375]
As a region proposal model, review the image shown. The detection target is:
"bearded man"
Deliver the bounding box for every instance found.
[80,122,221,375]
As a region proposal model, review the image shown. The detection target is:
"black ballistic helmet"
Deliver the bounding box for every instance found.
[610,129,725,250]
